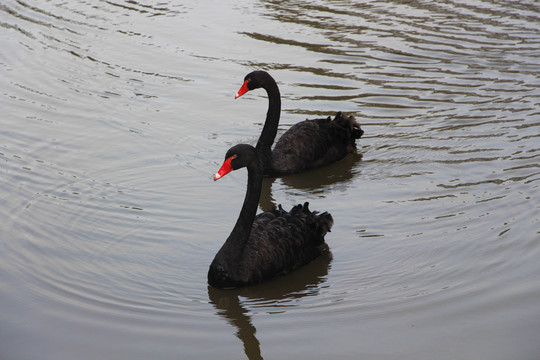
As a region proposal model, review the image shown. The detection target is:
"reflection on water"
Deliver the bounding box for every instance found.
[208,252,331,360]
[280,152,363,192]
[259,152,363,210]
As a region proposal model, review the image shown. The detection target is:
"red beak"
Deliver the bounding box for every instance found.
[213,155,236,181]
[235,80,249,99]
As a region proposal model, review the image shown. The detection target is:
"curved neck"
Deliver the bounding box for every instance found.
[255,78,280,171]
[222,159,263,259]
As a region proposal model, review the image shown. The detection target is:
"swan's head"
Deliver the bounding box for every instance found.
[213,144,258,181]
[235,70,274,98]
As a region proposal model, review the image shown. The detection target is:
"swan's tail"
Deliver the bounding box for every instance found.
[333,111,364,140]
[315,211,333,236]
[297,202,334,237]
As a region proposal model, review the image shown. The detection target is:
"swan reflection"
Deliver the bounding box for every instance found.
[208,251,332,360]
[259,152,363,211]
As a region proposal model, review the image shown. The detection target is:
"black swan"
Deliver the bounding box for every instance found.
[208,144,334,289]
[235,70,364,176]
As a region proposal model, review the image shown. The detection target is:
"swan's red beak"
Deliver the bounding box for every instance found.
[235,80,249,99]
[213,155,236,181]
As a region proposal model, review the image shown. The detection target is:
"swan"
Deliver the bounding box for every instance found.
[235,70,364,176]
[208,144,333,288]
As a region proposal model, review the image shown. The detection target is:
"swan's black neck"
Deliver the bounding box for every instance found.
[255,76,281,173]
[219,157,263,264]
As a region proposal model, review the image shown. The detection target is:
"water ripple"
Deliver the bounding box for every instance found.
[2,0,540,359]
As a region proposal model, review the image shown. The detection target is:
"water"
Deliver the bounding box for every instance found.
[1,1,539,359]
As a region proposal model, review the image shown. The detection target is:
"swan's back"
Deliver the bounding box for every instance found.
[270,112,363,176]
[209,202,333,288]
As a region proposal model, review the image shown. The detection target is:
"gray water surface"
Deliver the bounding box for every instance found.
[1,1,539,359]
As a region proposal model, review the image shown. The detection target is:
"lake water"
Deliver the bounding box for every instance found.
[1,1,539,359]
